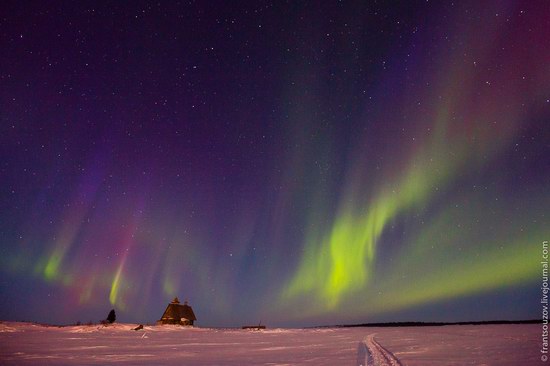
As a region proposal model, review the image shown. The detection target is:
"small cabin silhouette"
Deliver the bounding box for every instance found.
[158,297,197,326]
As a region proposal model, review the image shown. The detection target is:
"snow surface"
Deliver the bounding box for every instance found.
[0,322,542,365]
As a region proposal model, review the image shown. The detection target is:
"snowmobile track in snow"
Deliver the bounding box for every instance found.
[356,334,401,366]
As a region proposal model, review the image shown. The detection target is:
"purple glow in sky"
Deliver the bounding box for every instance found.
[0,1,549,327]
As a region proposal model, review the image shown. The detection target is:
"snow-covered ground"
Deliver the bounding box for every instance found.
[0,322,542,365]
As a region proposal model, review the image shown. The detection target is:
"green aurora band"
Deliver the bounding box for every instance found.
[280,10,549,316]
[1,3,547,326]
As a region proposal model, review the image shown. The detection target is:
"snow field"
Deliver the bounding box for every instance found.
[0,322,541,365]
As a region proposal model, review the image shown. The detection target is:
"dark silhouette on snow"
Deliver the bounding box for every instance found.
[106,309,116,324]
[158,297,196,325]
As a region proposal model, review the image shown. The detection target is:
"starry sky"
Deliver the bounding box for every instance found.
[1,1,549,327]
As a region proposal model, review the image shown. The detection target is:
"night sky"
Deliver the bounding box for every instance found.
[1,1,549,327]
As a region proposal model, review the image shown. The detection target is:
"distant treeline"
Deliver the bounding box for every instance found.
[326,319,541,328]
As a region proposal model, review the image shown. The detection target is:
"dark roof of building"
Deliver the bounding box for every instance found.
[160,297,197,321]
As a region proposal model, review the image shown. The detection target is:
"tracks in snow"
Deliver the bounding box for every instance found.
[356,334,401,366]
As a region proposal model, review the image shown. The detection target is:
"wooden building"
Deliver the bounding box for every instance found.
[158,297,197,326]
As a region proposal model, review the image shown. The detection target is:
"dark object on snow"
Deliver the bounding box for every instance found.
[134,324,144,331]
[107,309,116,324]
[158,297,197,325]
[242,322,266,330]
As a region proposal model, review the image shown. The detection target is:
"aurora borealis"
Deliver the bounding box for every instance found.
[1,1,549,327]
